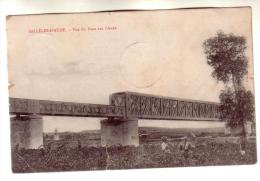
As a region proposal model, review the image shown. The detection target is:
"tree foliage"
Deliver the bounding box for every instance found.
[219,88,255,131]
[203,31,248,91]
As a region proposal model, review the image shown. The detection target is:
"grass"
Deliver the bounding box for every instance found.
[12,140,257,173]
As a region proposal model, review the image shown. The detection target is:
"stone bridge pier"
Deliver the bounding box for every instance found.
[101,118,139,147]
[11,114,43,149]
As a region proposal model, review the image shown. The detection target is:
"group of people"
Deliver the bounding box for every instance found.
[161,133,248,159]
[161,133,196,159]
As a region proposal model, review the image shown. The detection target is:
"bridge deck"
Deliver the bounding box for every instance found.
[110,92,220,121]
[10,92,220,121]
[9,98,124,118]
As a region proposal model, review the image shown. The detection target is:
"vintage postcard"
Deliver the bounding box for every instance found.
[7,7,256,173]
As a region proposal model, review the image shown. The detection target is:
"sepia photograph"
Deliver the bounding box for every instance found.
[6,7,256,173]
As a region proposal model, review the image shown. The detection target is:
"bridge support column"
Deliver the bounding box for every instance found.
[101,118,139,147]
[11,115,43,149]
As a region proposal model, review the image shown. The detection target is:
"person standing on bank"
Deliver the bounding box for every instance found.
[161,136,171,154]
[179,133,196,160]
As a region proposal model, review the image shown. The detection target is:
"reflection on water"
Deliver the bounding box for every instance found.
[43,116,225,133]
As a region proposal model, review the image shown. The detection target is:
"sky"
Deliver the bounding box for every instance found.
[7,7,254,132]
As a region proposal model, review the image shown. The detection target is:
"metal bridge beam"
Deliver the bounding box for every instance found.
[9,98,124,118]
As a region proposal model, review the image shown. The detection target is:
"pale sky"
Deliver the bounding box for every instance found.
[7,8,253,132]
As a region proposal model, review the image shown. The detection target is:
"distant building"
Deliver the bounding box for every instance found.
[245,122,253,136]
[53,128,60,141]
[224,122,253,136]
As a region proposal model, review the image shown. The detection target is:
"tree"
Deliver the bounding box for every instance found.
[203,31,255,137]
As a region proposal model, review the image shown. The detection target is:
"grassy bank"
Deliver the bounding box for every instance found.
[12,141,257,173]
